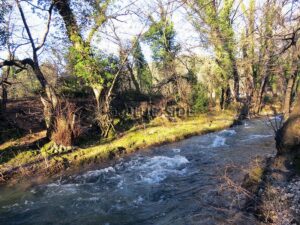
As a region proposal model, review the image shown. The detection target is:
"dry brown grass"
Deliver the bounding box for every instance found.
[51,102,81,147]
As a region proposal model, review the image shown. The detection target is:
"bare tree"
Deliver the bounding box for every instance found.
[0,0,58,137]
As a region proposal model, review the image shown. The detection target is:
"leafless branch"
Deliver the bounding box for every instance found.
[36,4,54,51]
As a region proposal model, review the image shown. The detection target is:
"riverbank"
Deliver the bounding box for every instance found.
[243,153,300,224]
[0,115,278,225]
[0,110,236,185]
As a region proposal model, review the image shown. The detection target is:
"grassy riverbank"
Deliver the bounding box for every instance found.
[0,110,236,184]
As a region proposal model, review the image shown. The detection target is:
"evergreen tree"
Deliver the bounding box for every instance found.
[143,17,180,73]
[132,39,152,92]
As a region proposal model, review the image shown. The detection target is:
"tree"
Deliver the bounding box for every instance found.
[0,0,59,138]
[277,0,300,117]
[109,23,141,93]
[184,0,240,106]
[0,0,11,48]
[132,39,152,92]
[240,0,256,108]
[51,0,115,136]
[252,0,278,113]
[143,1,180,98]
[282,46,300,117]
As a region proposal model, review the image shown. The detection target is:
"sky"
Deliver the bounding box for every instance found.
[3,0,289,67]
[1,0,208,65]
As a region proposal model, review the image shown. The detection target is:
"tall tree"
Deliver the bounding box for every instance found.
[0,0,59,138]
[240,0,256,108]
[252,0,278,113]
[0,0,11,48]
[143,1,180,97]
[52,0,114,136]
[184,0,240,106]
[132,39,152,92]
[282,47,300,117]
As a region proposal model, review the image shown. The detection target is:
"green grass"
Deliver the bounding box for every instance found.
[0,110,236,181]
[64,111,235,165]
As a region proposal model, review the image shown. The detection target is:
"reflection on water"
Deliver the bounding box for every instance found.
[0,119,276,225]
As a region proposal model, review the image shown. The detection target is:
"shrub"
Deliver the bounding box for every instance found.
[190,83,209,113]
[51,102,81,147]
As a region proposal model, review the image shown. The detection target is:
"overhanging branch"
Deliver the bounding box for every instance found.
[0,58,34,70]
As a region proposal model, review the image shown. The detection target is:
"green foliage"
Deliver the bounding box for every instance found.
[6,69,41,98]
[185,57,198,85]
[58,76,90,97]
[68,47,118,89]
[143,18,180,66]
[0,0,12,48]
[191,0,237,84]
[190,83,209,113]
[132,40,152,92]
[69,46,103,85]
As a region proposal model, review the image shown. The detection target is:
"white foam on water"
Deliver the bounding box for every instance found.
[211,136,227,148]
[44,183,81,196]
[220,130,236,136]
[133,196,144,205]
[241,134,273,142]
[24,200,34,206]
[45,183,60,187]
[130,155,189,184]
[172,148,181,153]
[76,197,100,202]
[117,179,125,189]
[2,203,19,209]
[244,122,251,128]
[269,115,283,121]
[250,134,273,138]
[80,167,116,179]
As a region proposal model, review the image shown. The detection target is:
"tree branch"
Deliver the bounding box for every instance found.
[86,0,111,44]
[36,3,54,51]
[16,0,36,52]
[0,58,34,70]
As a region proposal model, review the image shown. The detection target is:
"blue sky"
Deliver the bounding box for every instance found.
[1,0,209,64]
[3,0,282,66]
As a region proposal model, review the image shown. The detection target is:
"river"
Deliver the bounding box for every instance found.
[0,118,277,225]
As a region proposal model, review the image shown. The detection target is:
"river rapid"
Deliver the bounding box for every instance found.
[0,118,278,225]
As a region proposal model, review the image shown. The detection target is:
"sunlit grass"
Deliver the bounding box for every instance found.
[65,110,236,165]
[0,111,236,180]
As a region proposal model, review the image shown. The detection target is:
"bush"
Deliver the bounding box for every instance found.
[58,76,90,98]
[51,102,81,147]
[190,83,209,113]
[263,94,274,104]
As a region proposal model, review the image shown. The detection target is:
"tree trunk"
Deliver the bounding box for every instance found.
[283,74,297,118]
[92,86,114,137]
[92,86,103,110]
[245,76,254,106]
[1,82,8,113]
[254,58,272,114]
[53,0,112,137]
[0,67,9,113]
[33,64,59,138]
[0,63,12,113]
[214,27,240,103]
[97,98,113,137]
[1,84,7,112]
[225,86,231,107]
[127,64,140,93]
[255,77,267,114]
[220,88,225,110]
[231,56,240,102]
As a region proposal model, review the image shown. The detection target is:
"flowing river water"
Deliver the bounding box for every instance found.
[0,118,278,225]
